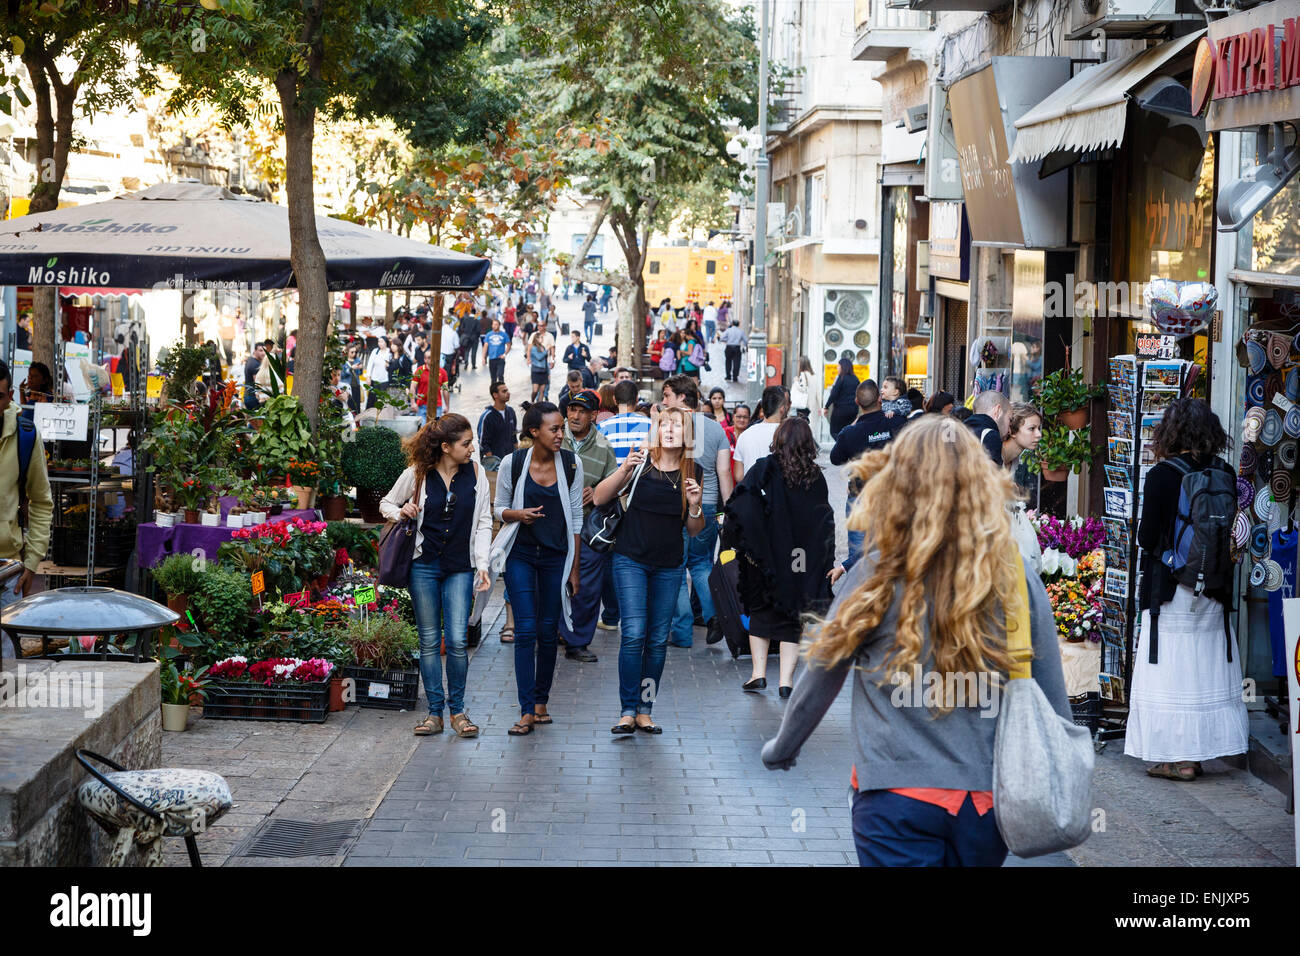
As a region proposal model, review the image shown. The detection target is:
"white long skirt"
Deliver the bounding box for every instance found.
[1124,585,1249,763]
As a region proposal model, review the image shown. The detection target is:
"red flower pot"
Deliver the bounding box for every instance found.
[1042,466,1070,482]
[329,675,346,712]
[1059,407,1088,430]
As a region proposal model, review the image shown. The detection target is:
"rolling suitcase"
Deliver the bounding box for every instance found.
[708,549,750,659]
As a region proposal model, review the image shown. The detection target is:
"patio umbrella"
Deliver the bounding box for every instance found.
[0,182,489,291]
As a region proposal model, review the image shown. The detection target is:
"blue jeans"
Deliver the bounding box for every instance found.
[850,790,1007,867]
[559,543,609,649]
[612,553,684,716]
[408,560,474,716]
[670,507,717,645]
[704,320,716,342]
[600,561,620,625]
[584,318,595,342]
[417,405,428,425]
[503,543,566,715]
[845,495,864,571]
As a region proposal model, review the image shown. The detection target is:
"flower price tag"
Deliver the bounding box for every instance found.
[354,584,377,606]
[283,590,311,607]
[251,571,265,595]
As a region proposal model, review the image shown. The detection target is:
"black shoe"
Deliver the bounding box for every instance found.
[742,677,767,692]
[705,618,723,645]
[779,685,793,699]
[565,647,598,662]
[693,616,707,628]
[611,720,637,735]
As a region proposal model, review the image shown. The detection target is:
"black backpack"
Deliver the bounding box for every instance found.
[1149,457,1235,664]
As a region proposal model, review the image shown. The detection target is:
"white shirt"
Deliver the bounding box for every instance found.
[702,305,718,325]
[364,347,389,384]
[790,371,812,410]
[441,326,460,357]
[732,420,780,468]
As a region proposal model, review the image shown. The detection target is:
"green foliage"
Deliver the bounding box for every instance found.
[1033,369,1105,417]
[327,522,380,567]
[251,394,313,481]
[160,660,211,706]
[151,554,205,599]
[342,425,407,491]
[217,521,335,597]
[342,612,418,670]
[1028,423,1096,475]
[157,341,211,404]
[191,567,254,643]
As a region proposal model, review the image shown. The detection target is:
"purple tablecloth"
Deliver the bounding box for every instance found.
[137,510,320,569]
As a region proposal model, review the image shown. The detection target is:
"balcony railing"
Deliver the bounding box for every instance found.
[853,0,932,61]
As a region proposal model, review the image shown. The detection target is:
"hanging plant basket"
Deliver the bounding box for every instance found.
[1059,407,1088,430]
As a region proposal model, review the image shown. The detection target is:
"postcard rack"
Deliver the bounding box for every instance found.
[1099,355,1192,740]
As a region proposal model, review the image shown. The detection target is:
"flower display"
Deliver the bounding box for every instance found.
[209,656,249,679]
[287,459,322,485]
[1028,512,1105,559]
[233,656,335,685]
[1045,578,1104,642]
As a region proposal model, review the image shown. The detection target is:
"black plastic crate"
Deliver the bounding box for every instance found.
[203,679,330,723]
[1070,692,1103,734]
[342,665,420,710]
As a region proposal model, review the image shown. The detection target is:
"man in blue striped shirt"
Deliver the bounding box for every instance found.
[596,380,651,464]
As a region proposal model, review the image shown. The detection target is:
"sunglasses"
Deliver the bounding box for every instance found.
[443,492,457,516]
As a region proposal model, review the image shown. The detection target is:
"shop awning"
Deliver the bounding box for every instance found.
[1008,31,1204,164]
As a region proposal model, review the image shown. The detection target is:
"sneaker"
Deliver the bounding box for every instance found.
[565,647,598,662]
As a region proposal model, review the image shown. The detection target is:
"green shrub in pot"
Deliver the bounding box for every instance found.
[342,425,407,492]
[1027,423,1096,475]
[1032,368,1104,417]
[190,566,254,642]
[150,553,205,599]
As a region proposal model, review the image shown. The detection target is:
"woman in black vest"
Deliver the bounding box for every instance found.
[381,414,493,738]
[1126,398,1247,781]
[823,358,859,439]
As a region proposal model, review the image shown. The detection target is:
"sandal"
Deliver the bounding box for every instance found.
[1147,762,1196,781]
[414,715,443,736]
[508,714,535,736]
[500,626,515,644]
[449,713,479,738]
[533,707,553,725]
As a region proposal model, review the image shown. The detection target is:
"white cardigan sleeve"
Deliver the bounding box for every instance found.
[494,452,516,522]
[379,466,417,522]
[473,465,492,570]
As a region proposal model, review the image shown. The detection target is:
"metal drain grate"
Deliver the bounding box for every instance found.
[237,818,363,858]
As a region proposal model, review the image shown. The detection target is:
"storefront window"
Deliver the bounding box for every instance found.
[1127,112,1214,287]
[1237,131,1300,276]
[1011,250,1045,405]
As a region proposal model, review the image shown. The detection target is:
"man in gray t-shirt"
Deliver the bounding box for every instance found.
[661,376,734,647]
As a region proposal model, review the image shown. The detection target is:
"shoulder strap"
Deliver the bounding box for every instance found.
[1007,551,1033,681]
[1165,456,1192,476]
[510,451,524,488]
[559,448,577,486]
[16,417,35,494]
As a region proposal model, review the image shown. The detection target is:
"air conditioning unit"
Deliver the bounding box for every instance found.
[1067,0,1196,40]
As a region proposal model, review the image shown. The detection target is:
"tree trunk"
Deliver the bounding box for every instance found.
[275,61,329,431]
[23,44,78,374]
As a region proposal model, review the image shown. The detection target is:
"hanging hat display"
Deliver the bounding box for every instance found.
[1268,332,1291,369]
[1233,511,1250,550]
[1237,476,1255,511]
[1264,559,1285,591]
[1271,469,1292,501]
[1266,371,1285,406]
[1240,444,1259,476]
[1250,522,1271,558]
[1247,339,1268,374]
[1255,486,1275,521]
[1247,374,1267,407]
[1250,561,1269,587]
[1279,439,1298,470]
[1285,407,1300,439]
[1261,407,1285,446]
[1286,366,1300,402]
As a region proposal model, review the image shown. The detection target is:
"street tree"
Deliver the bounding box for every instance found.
[131,0,511,431]
[515,0,758,366]
[3,2,145,371]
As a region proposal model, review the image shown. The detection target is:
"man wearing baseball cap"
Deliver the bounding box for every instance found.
[559,389,618,662]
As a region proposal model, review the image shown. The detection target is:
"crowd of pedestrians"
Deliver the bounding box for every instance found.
[369,282,1245,867]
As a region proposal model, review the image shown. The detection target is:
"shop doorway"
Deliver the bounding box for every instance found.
[939,297,967,398]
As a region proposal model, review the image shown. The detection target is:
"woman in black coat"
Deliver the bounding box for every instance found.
[723,417,836,697]
[823,358,859,438]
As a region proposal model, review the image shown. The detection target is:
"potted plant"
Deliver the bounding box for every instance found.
[175,474,208,524]
[315,397,350,521]
[342,425,407,522]
[250,393,313,483]
[1027,423,1096,482]
[160,659,210,731]
[287,459,321,509]
[150,552,204,620]
[1033,368,1104,430]
[340,608,419,709]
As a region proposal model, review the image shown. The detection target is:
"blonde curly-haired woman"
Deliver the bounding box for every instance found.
[762,415,1071,866]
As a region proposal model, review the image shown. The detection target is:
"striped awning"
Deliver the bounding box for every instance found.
[1008,31,1204,164]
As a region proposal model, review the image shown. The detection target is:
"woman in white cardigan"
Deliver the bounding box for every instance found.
[490,401,584,736]
[381,414,493,739]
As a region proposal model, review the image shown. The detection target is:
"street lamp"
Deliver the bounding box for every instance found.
[749,0,770,409]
